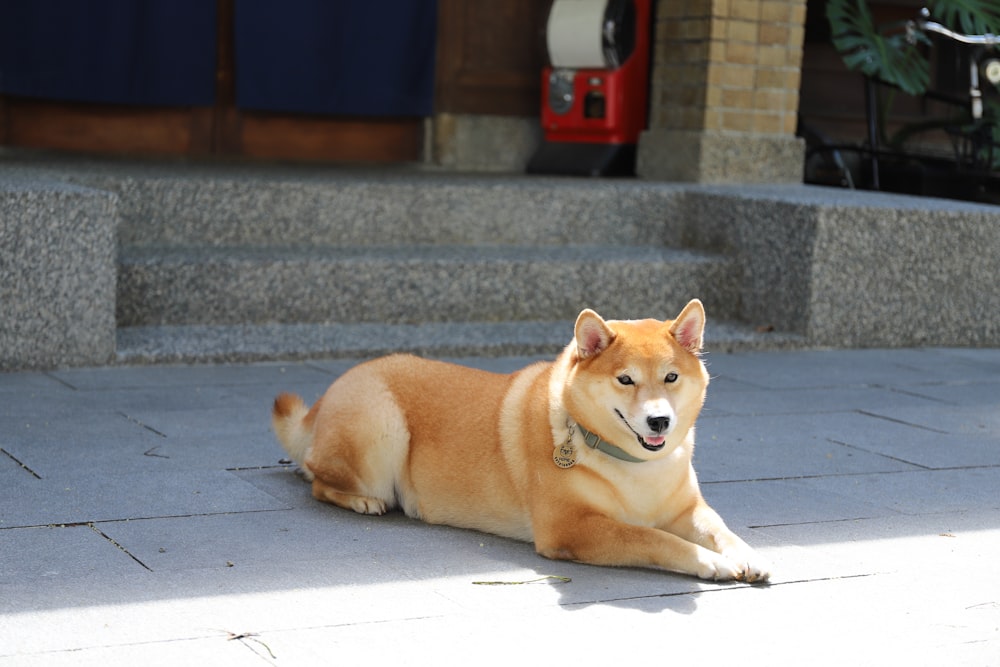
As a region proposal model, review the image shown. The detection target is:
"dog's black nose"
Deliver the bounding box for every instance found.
[647,415,670,433]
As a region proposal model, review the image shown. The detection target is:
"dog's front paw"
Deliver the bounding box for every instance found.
[740,560,771,583]
[725,549,772,583]
[694,550,744,581]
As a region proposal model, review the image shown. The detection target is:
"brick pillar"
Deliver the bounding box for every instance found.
[637,0,807,183]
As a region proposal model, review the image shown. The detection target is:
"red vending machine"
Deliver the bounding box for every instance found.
[527,0,652,176]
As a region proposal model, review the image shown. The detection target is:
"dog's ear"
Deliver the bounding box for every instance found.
[575,309,615,359]
[669,299,705,354]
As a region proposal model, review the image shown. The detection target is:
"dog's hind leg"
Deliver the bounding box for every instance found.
[303,369,410,517]
[305,424,405,516]
[311,477,389,515]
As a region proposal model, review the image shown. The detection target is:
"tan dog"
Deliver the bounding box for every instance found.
[272,299,770,582]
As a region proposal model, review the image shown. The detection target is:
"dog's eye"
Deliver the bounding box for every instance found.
[665,372,679,383]
[617,374,634,386]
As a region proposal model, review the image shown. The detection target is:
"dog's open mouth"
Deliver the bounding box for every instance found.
[616,410,666,452]
[641,435,666,451]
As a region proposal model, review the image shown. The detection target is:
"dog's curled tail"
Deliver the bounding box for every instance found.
[272,392,313,473]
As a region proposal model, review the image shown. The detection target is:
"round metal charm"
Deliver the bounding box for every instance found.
[553,442,577,469]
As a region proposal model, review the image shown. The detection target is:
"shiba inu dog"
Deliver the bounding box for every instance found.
[272,299,770,582]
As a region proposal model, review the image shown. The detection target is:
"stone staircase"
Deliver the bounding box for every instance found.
[77,164,785,364]
[10,156,996,370]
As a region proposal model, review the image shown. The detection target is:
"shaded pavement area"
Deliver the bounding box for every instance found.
[1,348,999,664]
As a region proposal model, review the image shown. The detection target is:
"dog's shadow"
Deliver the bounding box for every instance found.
[503,556,744,616]
[262,469,746,616]
[395,517,739,617]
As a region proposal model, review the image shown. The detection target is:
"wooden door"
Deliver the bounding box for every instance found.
[435,0,553,116]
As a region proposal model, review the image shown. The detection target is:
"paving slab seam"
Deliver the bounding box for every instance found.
[3,507,297,532]
[0,448,42,479]
[117,411,170,439]
[701,467,940,484]
[825,439,936,470]
[85,523,152,572]
[1,633,268,662]
[744,516,888,530]
[856,409,952,434]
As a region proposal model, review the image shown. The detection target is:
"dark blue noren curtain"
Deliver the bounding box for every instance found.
[0,0,216,107]
[234,0,437,117]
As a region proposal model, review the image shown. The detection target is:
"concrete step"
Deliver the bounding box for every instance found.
[69,165,688,248]
[117,243,741,327]
[83,162,750,360]
[115,319,806,365]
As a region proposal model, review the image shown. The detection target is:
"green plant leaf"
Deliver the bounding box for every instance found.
[926,0,1000,36]
[827,0,931,95]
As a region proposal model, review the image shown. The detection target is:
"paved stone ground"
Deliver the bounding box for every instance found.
[1,348,998,665]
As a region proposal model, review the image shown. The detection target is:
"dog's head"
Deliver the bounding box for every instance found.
[563,299,709,462]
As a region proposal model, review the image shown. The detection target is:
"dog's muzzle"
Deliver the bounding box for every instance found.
[617,409,669,452]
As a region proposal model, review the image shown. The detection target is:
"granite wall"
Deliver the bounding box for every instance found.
[681,185,1000,347]
[1,173,118,369]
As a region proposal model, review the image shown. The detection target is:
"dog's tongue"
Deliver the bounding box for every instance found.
[644,435,666,447]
